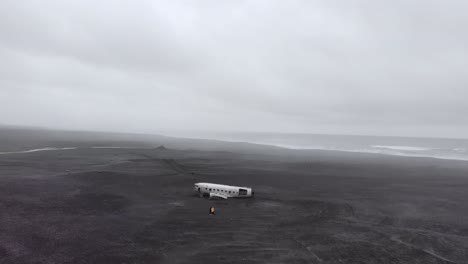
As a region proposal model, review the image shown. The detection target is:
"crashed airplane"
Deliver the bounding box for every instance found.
[194,182,254,199]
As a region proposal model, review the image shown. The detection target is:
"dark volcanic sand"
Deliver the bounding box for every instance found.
[1,138,468,263]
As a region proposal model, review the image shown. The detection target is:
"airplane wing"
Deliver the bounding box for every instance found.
[209,193,228,200]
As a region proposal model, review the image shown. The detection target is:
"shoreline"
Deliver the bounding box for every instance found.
[2,142,468,164]
[2,126,468,162]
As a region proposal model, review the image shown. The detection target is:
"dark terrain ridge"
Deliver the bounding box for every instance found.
[1,127,468,263]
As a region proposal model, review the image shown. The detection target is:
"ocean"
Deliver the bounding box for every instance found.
[196,133,468,161]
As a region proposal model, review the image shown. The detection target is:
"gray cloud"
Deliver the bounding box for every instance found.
[1,0,467,138]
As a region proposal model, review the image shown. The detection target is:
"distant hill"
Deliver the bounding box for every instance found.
[155,145,168,151]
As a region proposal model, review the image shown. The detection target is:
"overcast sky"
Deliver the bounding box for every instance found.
[1,0,467,138]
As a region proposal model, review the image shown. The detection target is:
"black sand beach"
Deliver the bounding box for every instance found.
[1,128,468,263]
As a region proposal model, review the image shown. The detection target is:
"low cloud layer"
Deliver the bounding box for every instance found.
[1,0,467,138]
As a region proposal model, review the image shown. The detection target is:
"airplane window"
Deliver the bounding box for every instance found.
[209,188,212,191]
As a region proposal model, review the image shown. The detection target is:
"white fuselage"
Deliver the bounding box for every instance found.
[194,182,254,199]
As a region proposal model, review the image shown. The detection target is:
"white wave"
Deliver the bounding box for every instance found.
[371,145,430,151]
[252,143,323,150]
[248,142,468,161]
[453,148,466,153]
